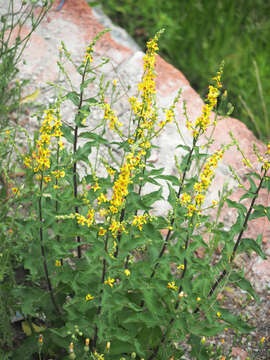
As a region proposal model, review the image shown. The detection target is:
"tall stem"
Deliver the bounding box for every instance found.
[38,173,61,315]
[93,232,109,348]
[206,170,266,299]
[73,61,89,258]
[150,138,197,279]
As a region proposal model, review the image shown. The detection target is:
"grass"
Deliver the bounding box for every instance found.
[95,0,270,143]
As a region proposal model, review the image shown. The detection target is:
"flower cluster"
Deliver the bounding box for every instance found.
[109,218,126,238]
[83,45,93,64]
[110,150,145,214]
[103,103,123,133]
[24,108,64,174]
[180,149,224,216]
[75,208,95,227]
[187,69,222,137]
[132,214,149,231]
[129,30,164,142]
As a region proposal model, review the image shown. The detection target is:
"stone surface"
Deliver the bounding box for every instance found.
[3,0,270,290]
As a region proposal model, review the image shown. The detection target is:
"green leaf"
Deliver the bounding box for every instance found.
[176,144,191,152]
[250,205,270,221]
[79,131,109,144]
[155,174,179,186]
[126,192,151,212]
[74,142,92,162]
[141,187,163,207]
[61,124,74,144]
[237,237,266,260]
[84,97,99,105]
[226,199,247,215]
[229,272,260,302]
[65,91,80,106]
[167,183,177,207]
[80,77,96,90]
[218,308,253,333]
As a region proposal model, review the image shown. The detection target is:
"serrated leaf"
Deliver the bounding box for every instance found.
[141,187,163,207]
[176,144,191,152]
[74,142,92,162]
[229,272,259,302]
[61,124,74,143]
[155,174,179,186]
[65,91,80,106]
[237,237,266,260]
[80,77,95,90]
[250,205,270,221]
[126,192,151,212]
[226,199,247,215]
[84,97,99,105]
[79,132,109,144]
[218,308,253,333]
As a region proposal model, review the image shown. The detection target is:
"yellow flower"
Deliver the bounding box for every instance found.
[55,260,62,267]
[132,214,148,231]
[124,269,131,277]
[11,187,20,196]
[216,312,221,318]
[104,277,115,288]
[177,264,185,270]
[98,227,107,236]
[85,294,94,301]
[92,182,101,192]
[260,336,265,343]
[167,281,178,291]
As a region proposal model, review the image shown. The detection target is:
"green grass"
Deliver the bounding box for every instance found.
[94,0,270,142]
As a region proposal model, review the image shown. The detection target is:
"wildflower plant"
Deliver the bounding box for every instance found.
[3,28,270,360]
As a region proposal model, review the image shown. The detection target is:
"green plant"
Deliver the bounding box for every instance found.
[3,29,270,360]
[0,0,52,129]
[96,0,270,143]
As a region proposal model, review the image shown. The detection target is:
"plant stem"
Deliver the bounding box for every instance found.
[38,173,61,315]
[207,170,266,299]
[73,59,89,258]
[93,232,109,349]
[150,138,197,279]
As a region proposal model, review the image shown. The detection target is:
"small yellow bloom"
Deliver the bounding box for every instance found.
[92,182,101,192]
[196,297,201,302]
[106,341,111,351]
[177,264,185,270]
[124,269,131,277]
[216,312,221,318]
[39,334,43,344]
[55,260,62,267]
[98,227,107,236]
[260,336,265,343]
[112,79,117,87]
[85,338,90,346]
[11,187,20,196]
[167,281,178,291]
[104,277,115,288]
[85,294,94,301]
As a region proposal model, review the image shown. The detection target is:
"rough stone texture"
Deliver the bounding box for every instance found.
[3,0,270,291]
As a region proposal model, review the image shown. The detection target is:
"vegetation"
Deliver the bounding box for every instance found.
[1,2,270,359]
[96,0,270,143]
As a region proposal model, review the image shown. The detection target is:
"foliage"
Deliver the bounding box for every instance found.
[1,10,270,360]
[96,0,270,143]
